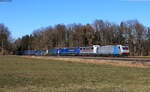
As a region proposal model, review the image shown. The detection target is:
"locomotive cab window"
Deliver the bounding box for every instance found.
[123,47,129,50]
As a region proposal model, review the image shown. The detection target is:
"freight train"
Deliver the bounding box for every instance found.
[16,45,129,56]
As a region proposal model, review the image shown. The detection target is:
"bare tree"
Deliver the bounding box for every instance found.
[0,24,11,55]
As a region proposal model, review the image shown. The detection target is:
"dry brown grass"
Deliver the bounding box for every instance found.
[23,56,150,68]
[1,84,150,92]
[1,56,150,92]
[129,56,150,58]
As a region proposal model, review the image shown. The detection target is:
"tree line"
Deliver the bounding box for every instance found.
[0,19,150,56]
[0,24,13,55]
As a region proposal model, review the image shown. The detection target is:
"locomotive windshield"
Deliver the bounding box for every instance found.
[122,46,129,50]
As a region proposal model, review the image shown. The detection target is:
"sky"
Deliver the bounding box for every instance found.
[0,0,150,39]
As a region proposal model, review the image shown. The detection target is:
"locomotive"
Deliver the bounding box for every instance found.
[17,45,129,56]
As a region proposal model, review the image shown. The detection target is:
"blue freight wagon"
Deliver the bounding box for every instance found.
[59,47,80,55]
[34,50,46,55]
[16,51,25,55]
[23,50,35,55]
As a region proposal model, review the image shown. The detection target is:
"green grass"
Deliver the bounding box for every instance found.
[0,56,150,92]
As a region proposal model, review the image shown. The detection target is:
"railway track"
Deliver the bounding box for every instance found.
[82,57,150,62]
[48,56,150,62]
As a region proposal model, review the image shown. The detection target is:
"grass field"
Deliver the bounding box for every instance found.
[0,56,150,92]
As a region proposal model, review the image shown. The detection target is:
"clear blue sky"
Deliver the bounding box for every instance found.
[0,0,150,39]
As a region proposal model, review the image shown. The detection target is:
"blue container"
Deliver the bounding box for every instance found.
[16,51,24,55]
[23,50,35,55]
[68,48,80,54]
[59,47,80,55]
[34,50,45,55]
[59,48,67,55]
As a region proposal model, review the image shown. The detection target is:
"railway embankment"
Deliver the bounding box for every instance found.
[23,56,150,68]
